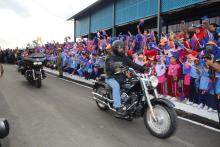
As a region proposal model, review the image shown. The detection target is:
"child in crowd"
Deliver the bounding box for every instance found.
[198,63,210,109]
[155,56,166,96]
[69,53,78,75]
[85,59,93,79]
[189,57,201,106]
[77,52,88,77]
[167,55,181,99]
[183,55,192,101]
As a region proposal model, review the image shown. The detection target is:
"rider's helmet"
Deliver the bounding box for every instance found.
[112,40,125,57]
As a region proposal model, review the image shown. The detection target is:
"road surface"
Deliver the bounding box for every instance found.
[0,65,219,147]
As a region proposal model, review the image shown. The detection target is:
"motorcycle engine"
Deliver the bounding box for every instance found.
[121,92,129,102]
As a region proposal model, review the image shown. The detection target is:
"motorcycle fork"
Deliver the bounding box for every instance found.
[140,79,157,121]
[32,69,36,80]
[40,68,43,80]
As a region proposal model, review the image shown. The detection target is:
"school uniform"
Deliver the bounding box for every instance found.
[156,62,166,95]
[167,62,181,97]
[91,57,101,79]
[183,61,191,98]
[207,84,217,110]
[189,62,201,104]
[199,67,210,106]
[77,56,88,77]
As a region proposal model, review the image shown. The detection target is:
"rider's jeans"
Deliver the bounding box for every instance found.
[105,78,121,108]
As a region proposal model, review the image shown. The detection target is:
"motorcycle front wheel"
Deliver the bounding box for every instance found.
[35,76,42,88]
[143,105,177,139]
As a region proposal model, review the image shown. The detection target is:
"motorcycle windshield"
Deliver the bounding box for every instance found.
[24,53,46,62]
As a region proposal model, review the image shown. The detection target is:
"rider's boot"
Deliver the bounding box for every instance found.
[114,106,127,117]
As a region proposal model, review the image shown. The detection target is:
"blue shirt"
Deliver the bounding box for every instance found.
[199,67,210,90]
[216,72,220,78]
[183,62,191,74]
[190,62,201,79]
[61,52,67,67]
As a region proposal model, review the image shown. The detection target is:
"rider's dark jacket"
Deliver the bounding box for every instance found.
[105,53,145,84]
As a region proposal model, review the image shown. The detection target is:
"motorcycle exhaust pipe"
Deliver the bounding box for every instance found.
[92,92,113,102]
[92,97,107,106]
[92,96,116,112]
[107,103,116,112]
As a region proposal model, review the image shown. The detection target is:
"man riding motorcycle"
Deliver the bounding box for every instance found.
[105,40,146,116]
[19,47,46,78]
[18,47,33,71]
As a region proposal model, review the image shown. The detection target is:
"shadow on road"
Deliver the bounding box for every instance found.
[18,80,47,90]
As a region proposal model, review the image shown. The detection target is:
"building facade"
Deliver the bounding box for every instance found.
[68,0,220,40]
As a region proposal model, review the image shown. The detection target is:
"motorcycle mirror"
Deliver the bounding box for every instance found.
[0,118,9,139]
[128,68,134,72]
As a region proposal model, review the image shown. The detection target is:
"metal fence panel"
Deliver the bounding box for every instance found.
[75,16,89,37]
[115,0,158,26]
[161,0,207,12]
[91,4,113,32]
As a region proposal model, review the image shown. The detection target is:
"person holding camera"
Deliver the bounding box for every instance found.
[205,56,220,101]
[209,23,220,44]
[206,58,220,72]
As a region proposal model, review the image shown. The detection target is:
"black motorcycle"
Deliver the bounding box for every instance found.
[93,67,177,139]
[21,53,46,88]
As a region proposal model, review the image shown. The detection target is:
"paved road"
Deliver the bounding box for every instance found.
[0,65,219,147]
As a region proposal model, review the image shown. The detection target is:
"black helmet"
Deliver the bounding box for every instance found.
[112,40,125,56]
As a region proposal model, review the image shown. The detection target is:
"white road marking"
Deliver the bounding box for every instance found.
[47,72,220,133]
[178,116,220,133]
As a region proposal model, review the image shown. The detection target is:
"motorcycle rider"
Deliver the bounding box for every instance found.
[18,47,33,71]
[105,40,145,116]
[20,47,46,78]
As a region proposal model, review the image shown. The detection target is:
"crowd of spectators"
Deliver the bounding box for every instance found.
[1,16,220,112]
[0,49,17,64]
[45,16,220,112]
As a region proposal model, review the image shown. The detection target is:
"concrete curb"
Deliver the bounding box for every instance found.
[44,67,95,88]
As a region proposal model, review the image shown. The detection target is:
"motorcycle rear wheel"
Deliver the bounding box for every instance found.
[143,105,177,139]
[95,87,109,111]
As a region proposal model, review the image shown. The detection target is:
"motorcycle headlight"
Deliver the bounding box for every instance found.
[34,62,42,65]
[149,76,159,88]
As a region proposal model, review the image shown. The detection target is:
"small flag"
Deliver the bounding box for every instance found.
[139,19,145,27]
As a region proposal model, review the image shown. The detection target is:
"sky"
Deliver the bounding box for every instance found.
[0,0,97,49]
